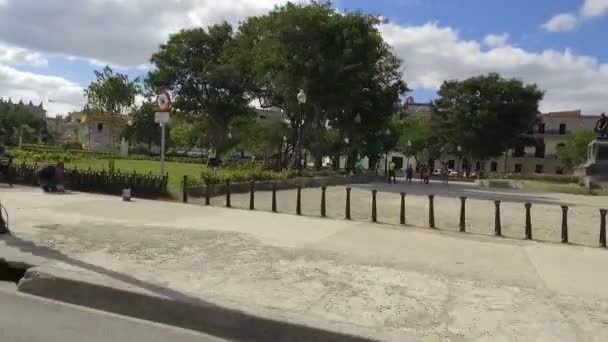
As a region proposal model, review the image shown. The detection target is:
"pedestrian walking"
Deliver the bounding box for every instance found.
[388,160,397,184]
[406,164,413,184]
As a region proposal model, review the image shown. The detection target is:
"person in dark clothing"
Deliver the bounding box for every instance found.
[595,113,608,139]
[405,165,414,184]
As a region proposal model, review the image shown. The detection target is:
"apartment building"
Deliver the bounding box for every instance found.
[431,110,599,175]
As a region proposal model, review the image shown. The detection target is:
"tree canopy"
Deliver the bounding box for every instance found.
[557,130,595,169]
[84,66,140,114]
[432,73,544,160]
[147,22,253,153]
[236,1,407,163]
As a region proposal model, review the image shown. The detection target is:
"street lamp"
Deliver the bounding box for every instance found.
[354,113,362,124]
[295,89,307,172]
[344,137,350,144]
[406,140,412,167]
[457,145,462,173]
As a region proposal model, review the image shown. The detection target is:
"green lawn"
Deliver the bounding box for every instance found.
[16,158,205,190]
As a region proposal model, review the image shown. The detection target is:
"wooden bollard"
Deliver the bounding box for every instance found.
[182,175,188,203]
[428,195,435,228]
[459,196,466,232]
[371,189,377,222]
[345,187,351,220]
[205,180,211,206]
[525,203,532,240]
[494,200,502,236]
[321,186,327,217]
[296,185,302,215]
[272,183,277,213]
[400,192,406,225]
[225,180,231,208]
[600,209,607,248]
[561,205,569,244]
[249,180,255,210]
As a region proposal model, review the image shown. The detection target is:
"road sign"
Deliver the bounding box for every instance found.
[156,90,172,112]
[154,112,170,124]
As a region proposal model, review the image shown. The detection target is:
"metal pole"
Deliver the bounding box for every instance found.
[371,189,377,223]
[600,209,607,248]
[160,123,166,176]
[428,195,435,228]
[345,187,351,220]
[525,203,532,240]
[494,200,502,236]
[459,196,466,232]
[400,192,406,225]
[561,205,569,244]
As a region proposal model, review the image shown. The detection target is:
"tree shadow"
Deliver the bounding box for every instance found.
[2,234,371,342]
[351,181,575,206]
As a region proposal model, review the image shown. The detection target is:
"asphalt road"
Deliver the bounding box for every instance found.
[0,282,223,342]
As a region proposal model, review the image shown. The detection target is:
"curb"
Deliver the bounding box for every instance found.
[17,268,374,342]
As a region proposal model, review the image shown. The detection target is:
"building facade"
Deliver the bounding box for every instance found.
[415,109,600,175]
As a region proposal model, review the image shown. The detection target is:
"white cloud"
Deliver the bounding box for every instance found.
[581,0,608,17]
[0,41,47,66]
[483,33,509,48]
[0,64,84,116]
[0,0,287,67]
[0,1,607,117]
[543,0,608,33]
[541,13,578,32]
[382,22,608,114]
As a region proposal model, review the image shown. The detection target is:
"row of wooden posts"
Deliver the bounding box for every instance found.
[182,176,608,248]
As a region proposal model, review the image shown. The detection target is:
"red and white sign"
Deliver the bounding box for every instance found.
[155,89,172,124]
[156,89,172,112]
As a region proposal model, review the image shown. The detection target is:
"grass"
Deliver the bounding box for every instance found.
[515,180,593,195]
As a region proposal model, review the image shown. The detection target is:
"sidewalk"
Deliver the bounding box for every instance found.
[2,186,608,341]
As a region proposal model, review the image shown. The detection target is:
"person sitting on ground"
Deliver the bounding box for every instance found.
[595,113,608,139]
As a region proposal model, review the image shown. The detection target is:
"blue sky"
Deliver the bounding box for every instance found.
[1,0,607,115]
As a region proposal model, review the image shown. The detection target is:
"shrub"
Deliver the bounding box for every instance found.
[200,164,295,183]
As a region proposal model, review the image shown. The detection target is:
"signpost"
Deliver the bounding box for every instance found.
[155,90,172,176]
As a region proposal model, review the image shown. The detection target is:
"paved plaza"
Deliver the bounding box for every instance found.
[208,179,608,247]
[1,185,608,340]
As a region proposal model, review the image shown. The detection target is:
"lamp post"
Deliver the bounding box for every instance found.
[406,140,412,167]
[344,137,350,172]
[384,128,391,178]
[457,145,462,173]
[296,89,307,173]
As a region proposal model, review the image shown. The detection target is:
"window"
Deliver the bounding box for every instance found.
[535,142,545,158]
[514,164,523,173]
[559,123,566,135]
[556,167,564,175]
[259,115,267,120]
[557,143,565,149]
[97,123,103,131]
[448,160,455,169]
[475,161,481,171]
[535,164,543,173]
[514,146,525,157]
[538,123,545,134]
[491,161,498,172]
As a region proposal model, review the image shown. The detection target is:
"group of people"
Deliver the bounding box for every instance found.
[387,161,433,184]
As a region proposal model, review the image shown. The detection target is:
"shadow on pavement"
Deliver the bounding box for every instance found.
[4,235,372,342]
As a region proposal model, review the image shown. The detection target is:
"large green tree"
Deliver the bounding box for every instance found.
[557,130,595,169]
[84,66,140,114]
[432,73,543,161]
[122,102,163,153]
[236,1,407,167]
[147,22,253,154]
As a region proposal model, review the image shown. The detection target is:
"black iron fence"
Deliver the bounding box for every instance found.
[2,163,168,198]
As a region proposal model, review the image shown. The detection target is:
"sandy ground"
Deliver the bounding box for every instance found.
[200,179,607,247]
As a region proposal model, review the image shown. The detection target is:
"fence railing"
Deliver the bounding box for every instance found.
[181,176,608,249]
[2,163,169,198]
